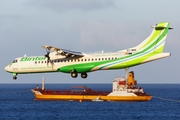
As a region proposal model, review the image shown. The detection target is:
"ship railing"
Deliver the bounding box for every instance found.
[34,88,110,95]
[134,92,147,96]
[118,89,126,91]
[127,89,144,93]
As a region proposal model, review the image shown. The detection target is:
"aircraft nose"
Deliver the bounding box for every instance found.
[4,66,9,71]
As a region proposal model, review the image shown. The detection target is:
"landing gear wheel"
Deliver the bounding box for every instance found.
[13,76,17,80]
[71,72,78,78]
[81,73,87,78]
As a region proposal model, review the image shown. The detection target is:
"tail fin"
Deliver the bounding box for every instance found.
[121,22,172,53]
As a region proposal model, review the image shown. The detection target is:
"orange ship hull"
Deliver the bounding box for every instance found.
[33,93,152,102]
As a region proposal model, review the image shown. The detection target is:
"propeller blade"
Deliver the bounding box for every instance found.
[44,50,51,68]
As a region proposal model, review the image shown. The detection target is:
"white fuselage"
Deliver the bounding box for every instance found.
[5,52,123,74]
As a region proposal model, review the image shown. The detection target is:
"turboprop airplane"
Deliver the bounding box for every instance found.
[5,22,172,80]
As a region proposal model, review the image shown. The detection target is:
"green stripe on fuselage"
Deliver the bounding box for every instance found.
[59,59,120,73]
[109,46,165,69]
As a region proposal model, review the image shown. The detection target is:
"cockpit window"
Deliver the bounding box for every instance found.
[13,60,18,63]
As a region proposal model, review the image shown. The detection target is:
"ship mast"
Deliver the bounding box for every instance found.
[125,68,128,88]
[125,68,128,79]
[42,75,45,90]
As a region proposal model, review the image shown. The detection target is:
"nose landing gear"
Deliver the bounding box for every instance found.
[13,76,17,80]
[12,73,18,80]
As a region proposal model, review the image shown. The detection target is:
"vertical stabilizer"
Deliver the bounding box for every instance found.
[120,22,171,53]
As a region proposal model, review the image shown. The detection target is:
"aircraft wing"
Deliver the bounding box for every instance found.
[42,46,84,57]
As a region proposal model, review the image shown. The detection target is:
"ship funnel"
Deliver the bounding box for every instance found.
[128,71,137,86]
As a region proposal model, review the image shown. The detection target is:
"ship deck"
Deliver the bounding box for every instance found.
[33,88,111,96]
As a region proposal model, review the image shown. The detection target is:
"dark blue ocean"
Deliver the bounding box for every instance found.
[0,84,180,120]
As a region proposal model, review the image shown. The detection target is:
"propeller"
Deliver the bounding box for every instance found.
[44,49,53,68]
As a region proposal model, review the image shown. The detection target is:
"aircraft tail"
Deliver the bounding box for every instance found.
[131,22,171,53]
[119,22,172,54]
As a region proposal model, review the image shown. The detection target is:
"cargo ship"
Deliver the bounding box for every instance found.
[31,71,152,102]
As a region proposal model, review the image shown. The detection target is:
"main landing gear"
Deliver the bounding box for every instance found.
[81,73,87,78]
[71,72,88,78]
[71,72,78,78]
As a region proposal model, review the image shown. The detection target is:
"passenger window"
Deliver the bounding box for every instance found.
[95,58,97,61]
[42,61,43,63]
[115,57,117,60]
[105,58,107,60]
[102,58,104,60]
[108,58,110,60]
[64,60,66,62]
[88,59,90,61]
[45,61,46,63]
[38,61,40,63]
[81,59,83,62]
[35,61,37,64]
[85,59,87,61]
[99,58,101,61]
[74,59,76,62]
[71,60,73,62]
[112,58,114,60]
[92,59,93,61]
[78,59,80,62]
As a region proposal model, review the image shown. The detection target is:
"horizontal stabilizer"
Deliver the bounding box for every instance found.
[151,26,173,30]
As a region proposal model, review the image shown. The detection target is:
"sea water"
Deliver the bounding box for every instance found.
[0,84,180,120]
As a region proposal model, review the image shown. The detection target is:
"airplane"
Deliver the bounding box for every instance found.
[5,22,172,80]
